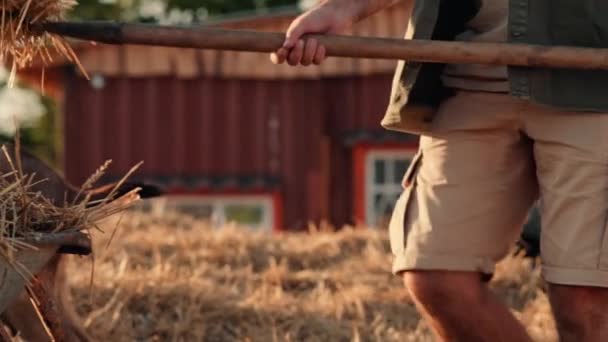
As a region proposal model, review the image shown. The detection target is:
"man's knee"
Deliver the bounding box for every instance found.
[403,271,486,311]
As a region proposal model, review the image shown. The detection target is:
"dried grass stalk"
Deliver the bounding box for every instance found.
[0,0,83,85]
[0,143,142,269]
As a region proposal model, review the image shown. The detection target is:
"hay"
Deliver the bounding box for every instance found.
[0,0,81,86]
[64,211,558,342]
[0,142,142,275]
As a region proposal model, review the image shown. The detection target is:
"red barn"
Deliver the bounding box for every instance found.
[22,3,418,231]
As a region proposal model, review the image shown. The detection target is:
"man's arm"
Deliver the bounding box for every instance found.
[271,0,403,66]
[357,0,405,21]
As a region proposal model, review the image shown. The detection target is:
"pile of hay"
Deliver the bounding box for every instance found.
[0,143,141,272]
[0,0,81,85]
[65,210,558,342]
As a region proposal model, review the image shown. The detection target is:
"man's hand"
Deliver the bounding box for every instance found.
[270,1,356,66]
[271,0,402,66]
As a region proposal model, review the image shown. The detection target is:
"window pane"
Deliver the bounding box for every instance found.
[225,204,264,225]
[373,193,396,227]
[176,204,214,219]
[394,159,410,183]
[374,160,386,184]
[373,193,383,210]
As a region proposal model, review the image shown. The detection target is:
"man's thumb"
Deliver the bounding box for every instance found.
[283,21,306,48]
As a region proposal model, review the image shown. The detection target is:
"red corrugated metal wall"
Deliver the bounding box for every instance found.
[64,72,396,229]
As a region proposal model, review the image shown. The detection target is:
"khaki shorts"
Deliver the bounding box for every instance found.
[389,91,608,288]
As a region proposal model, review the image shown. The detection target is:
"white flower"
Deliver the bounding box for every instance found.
[0,86,46,136]
[138,0,166,19]
[298,0,319,10]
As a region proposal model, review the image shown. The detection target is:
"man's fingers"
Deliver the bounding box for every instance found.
[287,39,305,66]
[276,9,334,66]
[283,18,307,49]
[272,40,327,66]
[301,39,318,66]
[270,52,280,64]
[313,45,327,65]
[270,48,288,64]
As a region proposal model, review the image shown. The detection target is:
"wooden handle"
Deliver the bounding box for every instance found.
[41,21,608,70]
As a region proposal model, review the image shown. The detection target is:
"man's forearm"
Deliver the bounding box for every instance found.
[319,0,403,23]
[359,0,405,19]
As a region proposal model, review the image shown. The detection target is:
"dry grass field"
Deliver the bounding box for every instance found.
[65,210,558,342]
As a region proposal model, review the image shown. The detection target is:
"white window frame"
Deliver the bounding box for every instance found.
[365,149,416,228]
[144,194,275,231]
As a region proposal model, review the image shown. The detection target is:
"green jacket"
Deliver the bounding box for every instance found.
[381,0,608,134]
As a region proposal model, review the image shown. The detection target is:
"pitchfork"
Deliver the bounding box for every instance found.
[35,21,608,71]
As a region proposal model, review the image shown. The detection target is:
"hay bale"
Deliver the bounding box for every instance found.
[0,0,81,85]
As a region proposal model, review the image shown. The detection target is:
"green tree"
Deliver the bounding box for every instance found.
[166,0,298,15]
[70,0,144,21]
[70,0,299,21]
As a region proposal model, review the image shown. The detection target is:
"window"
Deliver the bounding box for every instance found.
[135,194,277,231]
[364,149,415,228]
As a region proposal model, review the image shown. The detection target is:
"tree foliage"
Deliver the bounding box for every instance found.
[70,0,136,21]
[70,0,299,21]
[167,0,298,14]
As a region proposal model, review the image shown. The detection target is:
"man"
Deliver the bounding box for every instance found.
[271,0,608,341]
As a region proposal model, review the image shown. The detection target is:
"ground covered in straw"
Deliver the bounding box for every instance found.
[65,211,558,342]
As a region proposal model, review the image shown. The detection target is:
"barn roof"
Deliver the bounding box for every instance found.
[30,2,411,79]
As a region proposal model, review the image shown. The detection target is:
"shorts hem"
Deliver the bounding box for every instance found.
[543,265,608,288]
[392,252,496,277]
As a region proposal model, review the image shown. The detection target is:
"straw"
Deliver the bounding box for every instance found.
[0,0,83,86]
[63,212,557,342]
[0,142,142,273]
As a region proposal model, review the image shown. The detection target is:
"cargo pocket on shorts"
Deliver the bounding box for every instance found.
[388,151,423,257]
[599,218,608,270]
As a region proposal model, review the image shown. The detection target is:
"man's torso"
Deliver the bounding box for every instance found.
[381,0,608,135]
[441,0,509,92]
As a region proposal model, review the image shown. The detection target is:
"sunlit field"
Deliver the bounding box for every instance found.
[66,210,558,342]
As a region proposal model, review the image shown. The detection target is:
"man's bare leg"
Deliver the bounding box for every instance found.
[548,284,608,342]
[403,271,533,342]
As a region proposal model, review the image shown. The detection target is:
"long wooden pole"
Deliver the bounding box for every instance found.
[40,21,608,70]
